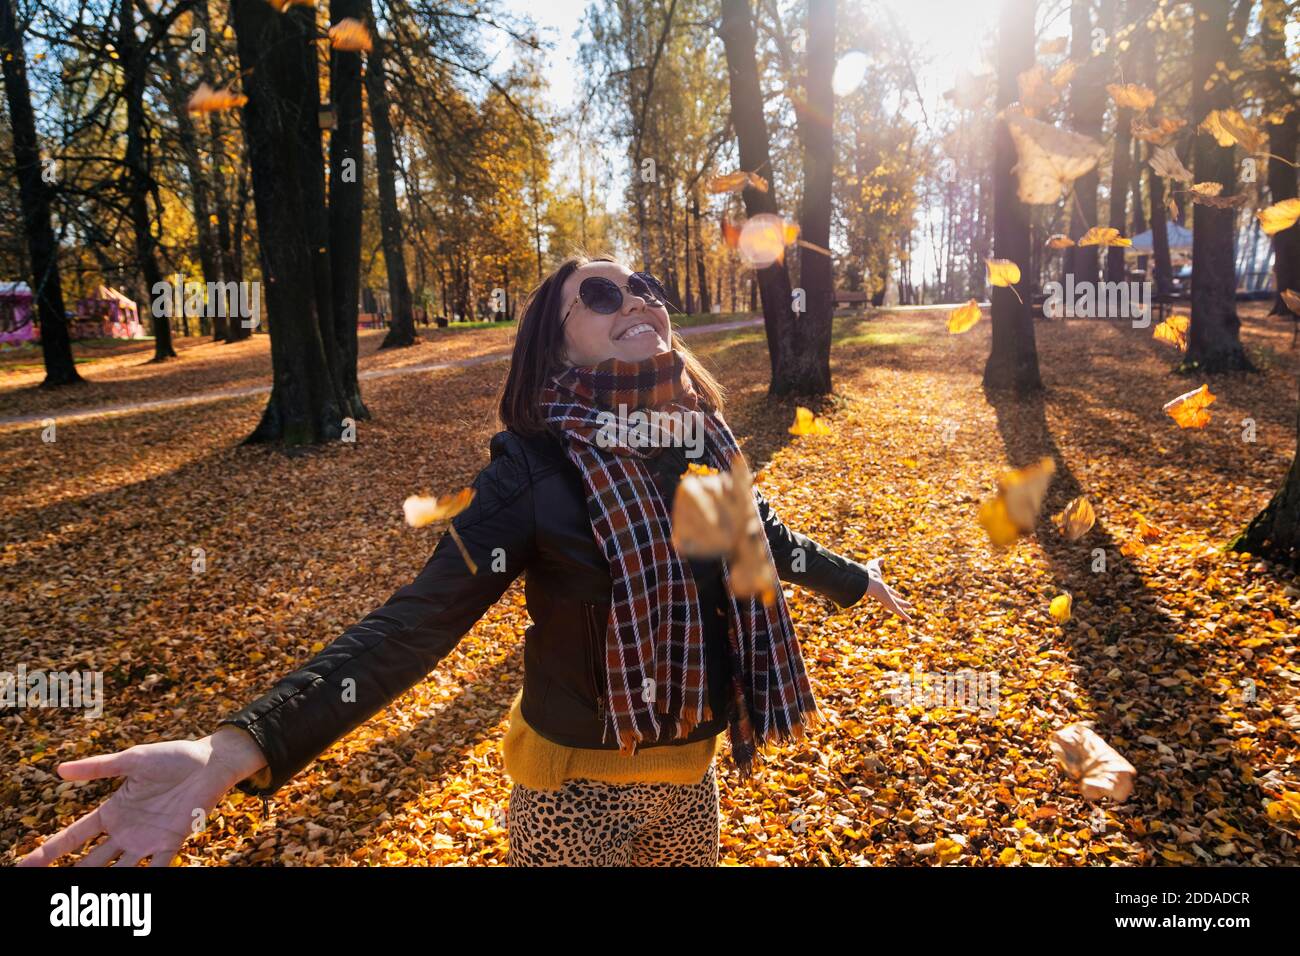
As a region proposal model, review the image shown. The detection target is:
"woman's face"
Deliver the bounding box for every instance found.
[559,262,671,367]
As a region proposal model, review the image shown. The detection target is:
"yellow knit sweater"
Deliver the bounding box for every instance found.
[500,689,720,791]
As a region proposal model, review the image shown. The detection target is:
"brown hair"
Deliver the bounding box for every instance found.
[497,252,726,435]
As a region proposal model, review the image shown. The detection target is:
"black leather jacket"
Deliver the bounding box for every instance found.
[218,427,873,797]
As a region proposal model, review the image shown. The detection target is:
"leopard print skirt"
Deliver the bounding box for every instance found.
[505,762,720,866]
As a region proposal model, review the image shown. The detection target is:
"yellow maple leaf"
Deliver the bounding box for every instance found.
[1077,226,1132,248]
[986,258,1021,287]
[1152,313,1190,351]
[1049,593,1073,623]
[946,298,981,334]
[1257,198,1300,236]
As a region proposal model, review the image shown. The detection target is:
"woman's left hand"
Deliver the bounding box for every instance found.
[863,557,914,622]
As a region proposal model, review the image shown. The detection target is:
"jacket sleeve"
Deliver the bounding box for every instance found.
[755,486,871,609]
[216,431,538,797]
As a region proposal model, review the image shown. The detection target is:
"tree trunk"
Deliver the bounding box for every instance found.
[1064,0,1105,287]
[329,0,369,417]
[1232,391,1300,567]
[119,0,175,361]
[984,0,1042,395]
[1261,0,1298,319]
[0,0,81,386]
[692,193,711,313]
[161,11,223,338]
[232,0,345,445]
[719,0,797,392]
[787,0,835,395]
[366,17,418,349]
[1106,0,1133,286]
[1186,0,1253,372]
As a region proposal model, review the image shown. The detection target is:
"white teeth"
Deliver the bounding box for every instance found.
[617,323,655,341]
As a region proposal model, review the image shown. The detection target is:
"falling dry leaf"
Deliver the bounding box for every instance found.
[671,451,776,603]
[1049,723,1137,802]
[1004,111,1106,205]
[1106,82,1156,112]
[1189,181,1224,198]
[1077,226,1132,248]
[946,299,981,334]
[1163,384,1216,429]
[1017,65,1059,116]
[986,258,1021,287]
[1131,115,1186,145]
[1054,497,1096,541]
[1200,108,1267,154]
[707,170,769,195]
[1152,313,1190,351]
[1149,145,1194,183]
[1045,233,1075,250]
[1049,593,1073,623]
[1256,198,1300,236]
[403,488,475,527]
[186,82,247,114]
[978,457,1056,546]
[328,17,372,52]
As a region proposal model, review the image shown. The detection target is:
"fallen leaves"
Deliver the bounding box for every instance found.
[788,406,831,435]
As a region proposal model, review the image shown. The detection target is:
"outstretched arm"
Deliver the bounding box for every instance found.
[756,487,913,620]
[217,432,539,797]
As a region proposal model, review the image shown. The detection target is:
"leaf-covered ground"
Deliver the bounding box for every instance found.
[2,305,1298,866]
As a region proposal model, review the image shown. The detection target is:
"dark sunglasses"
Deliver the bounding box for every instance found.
[562,272,671,325]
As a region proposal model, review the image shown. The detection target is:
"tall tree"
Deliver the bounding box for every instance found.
[1105,0,1133,285]
[718,0,797,393]
[984,0,1042,395]
[366,12,418,349]
[1261,0,1297,321]
[329,0,369,416]
[1185,0,1252,372]
[788,0,836,394]
[118,0,176,361]
[232,0,347,444]
[1064,0,1106,287]
[0,0,81,386]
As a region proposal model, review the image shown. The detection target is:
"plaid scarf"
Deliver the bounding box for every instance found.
[538,347,821,780]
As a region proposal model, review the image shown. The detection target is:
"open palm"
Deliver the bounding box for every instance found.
[18,735,254,867]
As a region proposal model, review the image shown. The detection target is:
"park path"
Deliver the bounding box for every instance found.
[0,316,764,429]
